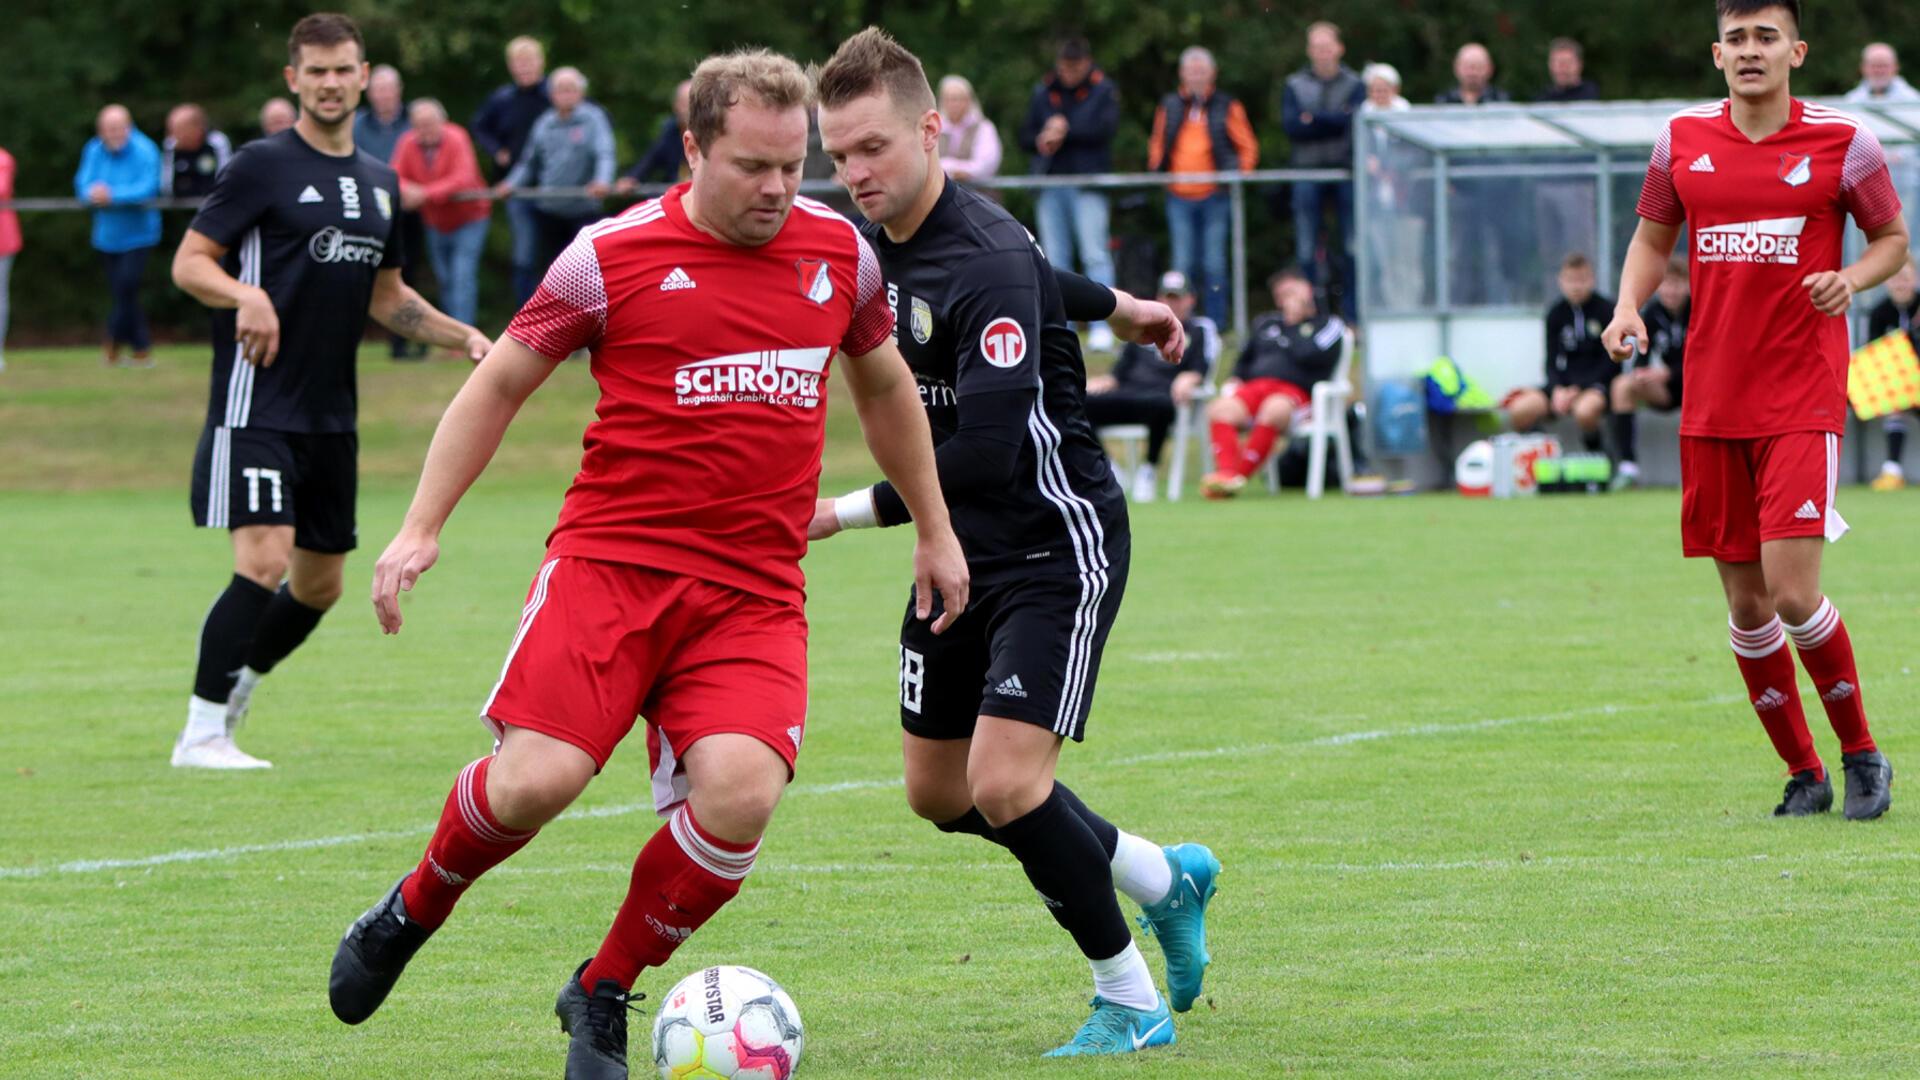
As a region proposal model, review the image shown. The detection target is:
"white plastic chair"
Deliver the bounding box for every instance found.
[1264,328,1356,499]
[1097,316,1222,502]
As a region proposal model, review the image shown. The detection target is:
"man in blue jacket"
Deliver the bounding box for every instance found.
[75,104,162,366]
[1021,36,1121,351]
[471,35,551,304]
[1280,22,1364,321]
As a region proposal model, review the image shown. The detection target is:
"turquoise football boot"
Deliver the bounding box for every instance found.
[1136,843,1220,1012]
[1042,995,1175,1057]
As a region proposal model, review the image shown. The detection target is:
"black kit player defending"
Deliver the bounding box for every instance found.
[168,13,489,769]
[812,28,1219,1058]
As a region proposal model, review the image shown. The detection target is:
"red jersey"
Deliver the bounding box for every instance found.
[1636,99,1902,438]
[505,185,894,607]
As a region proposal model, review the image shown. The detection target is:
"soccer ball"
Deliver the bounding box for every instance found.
[652,965,805,1080]
[1455,439,1495,497]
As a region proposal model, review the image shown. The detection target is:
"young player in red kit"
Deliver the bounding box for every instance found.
[1604,0,1909,819]
[327,50,967,1080]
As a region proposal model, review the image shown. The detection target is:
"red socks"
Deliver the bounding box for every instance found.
[1209,421,1282,477]
[1243,424,1281,474]
[1730,617,1822,779]
[400,756,537,929]
[1209,421,1241,476]
[1785,599,1876,754]
[579,803,758,991]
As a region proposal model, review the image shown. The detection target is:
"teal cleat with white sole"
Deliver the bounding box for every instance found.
[1042,995,1175,1057]
[1137,842,1220,1012]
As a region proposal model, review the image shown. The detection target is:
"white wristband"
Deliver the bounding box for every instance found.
[833,489,879,531]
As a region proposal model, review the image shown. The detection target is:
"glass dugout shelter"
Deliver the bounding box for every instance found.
[1354,99,1920,395]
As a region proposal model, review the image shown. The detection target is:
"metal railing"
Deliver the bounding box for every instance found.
[2,167,1353,340]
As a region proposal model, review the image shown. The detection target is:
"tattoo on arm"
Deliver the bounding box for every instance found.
[391,298,427,338]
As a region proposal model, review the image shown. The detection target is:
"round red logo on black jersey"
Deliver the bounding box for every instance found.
[979,318,1028,368]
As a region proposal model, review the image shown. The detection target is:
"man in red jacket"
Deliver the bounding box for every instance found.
[394,98,492,332]
[0,144,18,373]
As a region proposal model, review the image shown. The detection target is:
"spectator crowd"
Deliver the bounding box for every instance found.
[2,26,1916,496]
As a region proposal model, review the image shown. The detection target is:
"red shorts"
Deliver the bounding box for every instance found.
[1234,378,1311,416]
[1680,431,1848,562]
[481,557,809,814]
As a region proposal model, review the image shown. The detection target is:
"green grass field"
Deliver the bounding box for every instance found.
[3,346,1919,1078]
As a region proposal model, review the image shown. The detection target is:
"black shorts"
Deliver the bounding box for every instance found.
[898,548,1129,743]
[190,425,358,553]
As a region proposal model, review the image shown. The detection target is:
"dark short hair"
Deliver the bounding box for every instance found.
[1548,37,1583,60]
[1267,268,1310,290]
[1057,36,1091,62]
[1716,0,1801,34]
[816,27,936,120]
[1561,252,1593,272]
[288,13,364,67]
[1665,258,1690,280]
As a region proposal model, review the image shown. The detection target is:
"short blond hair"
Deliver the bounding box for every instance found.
[815,26,935,121]
[687,48,813,152]
[505,35,543,61]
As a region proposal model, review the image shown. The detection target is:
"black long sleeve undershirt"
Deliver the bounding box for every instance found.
[1054,267,1118,322]
[870,388,1037,527]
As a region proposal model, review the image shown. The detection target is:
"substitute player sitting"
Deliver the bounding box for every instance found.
[1604,0,1905,819]
[1504,253,1614,456]
[1203,268,1346,497]
[1609,258,1690,489]
[328,49,965,1080]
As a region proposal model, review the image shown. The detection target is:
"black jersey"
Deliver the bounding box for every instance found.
[1233,311,1346,387]
[1112,315,1217,391]
[188,130,406,434]
[863,179,1127,583]
[1868,294,1917,343]
[1638,297,1690,376]
[1545,293,1615,390]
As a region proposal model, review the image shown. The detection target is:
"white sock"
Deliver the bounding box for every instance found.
[232,666,264,699]
[1089,941,1160,1011]
[182,696,228,743]
[1111,831,1172,907]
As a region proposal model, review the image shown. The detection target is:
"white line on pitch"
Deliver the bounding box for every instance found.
[0,695,1739,879]
[1104,695,1743,767]
[1282,849,1920,873]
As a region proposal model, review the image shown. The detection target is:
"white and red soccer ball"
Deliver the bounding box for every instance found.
[653,965,805,1080]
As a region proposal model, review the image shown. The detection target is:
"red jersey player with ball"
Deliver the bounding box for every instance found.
[328,50,966,1080]
[1604,0,1908,820]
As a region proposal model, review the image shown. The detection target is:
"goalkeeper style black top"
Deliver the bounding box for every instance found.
[860,177,1127,584]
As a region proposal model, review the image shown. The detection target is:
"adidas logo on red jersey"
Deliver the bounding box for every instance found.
[660,266,697,291]
[1794,500,1821,520]
[1689,154,1716,173]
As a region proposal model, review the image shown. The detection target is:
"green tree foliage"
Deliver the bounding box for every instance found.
[1,0,1907,337]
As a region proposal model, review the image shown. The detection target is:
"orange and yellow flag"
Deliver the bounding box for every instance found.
[1848,331,1920,420]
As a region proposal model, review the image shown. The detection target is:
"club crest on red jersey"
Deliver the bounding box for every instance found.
[1778,152,1812,188]
[795,258,834,304]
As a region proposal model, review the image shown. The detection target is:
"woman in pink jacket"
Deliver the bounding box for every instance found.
[936,75,1003,185]
[392,99,492,331]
